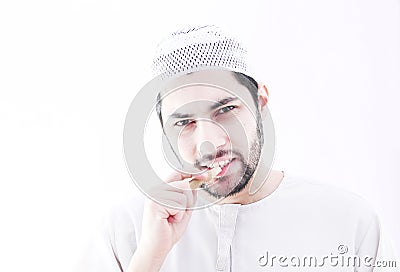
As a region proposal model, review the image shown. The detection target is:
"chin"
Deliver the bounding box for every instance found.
[204,172,249,199]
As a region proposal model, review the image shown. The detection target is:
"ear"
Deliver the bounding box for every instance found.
[257,82,269,119]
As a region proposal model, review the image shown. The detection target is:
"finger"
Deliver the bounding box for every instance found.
[191,189,198,208]
[156,205,183,219]
[164,171,193,183]
[163,179,193,193]
[182,188,193,208]
[149,180,195,208]
[171,210,185,222]
[149,179,190,193]
[163,180,198,208]
[151,191,188,208]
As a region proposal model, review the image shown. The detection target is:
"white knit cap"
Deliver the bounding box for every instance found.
[151,25,250,78]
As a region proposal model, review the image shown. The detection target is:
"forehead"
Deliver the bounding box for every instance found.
[160,71,255,116]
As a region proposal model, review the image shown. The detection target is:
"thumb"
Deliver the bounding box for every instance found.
[165,171,193,183]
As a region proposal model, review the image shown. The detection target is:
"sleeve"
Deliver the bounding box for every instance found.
[355,211,400,272]
[75,200,139,272]
[372,219,400,272]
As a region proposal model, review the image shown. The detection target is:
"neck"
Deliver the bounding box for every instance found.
[218,159,284,205]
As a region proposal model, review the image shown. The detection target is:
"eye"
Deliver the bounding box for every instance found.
[174,119,194,127]
[217,105,237,115]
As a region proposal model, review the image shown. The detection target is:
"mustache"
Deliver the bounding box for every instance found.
[194,149,241,169]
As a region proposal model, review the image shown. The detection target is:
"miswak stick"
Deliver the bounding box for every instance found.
[189,166,222,190]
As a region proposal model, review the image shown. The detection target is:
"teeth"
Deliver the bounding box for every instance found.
[208,159,231,169]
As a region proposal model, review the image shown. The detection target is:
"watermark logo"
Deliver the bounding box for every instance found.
[258,245,397,268]
[337,244,348,254]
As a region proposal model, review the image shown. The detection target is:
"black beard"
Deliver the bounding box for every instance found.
[202,119,263,199]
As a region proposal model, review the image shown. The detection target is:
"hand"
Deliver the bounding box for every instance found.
[127,172,197,271]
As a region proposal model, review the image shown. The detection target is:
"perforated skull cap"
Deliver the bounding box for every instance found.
[151,25,250,79]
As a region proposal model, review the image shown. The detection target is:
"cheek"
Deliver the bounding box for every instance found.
[177,135,196,164]
[242,119,258,147]
[220,112,257,151]
[163,128,195,165]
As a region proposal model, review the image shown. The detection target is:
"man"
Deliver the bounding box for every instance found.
[80,25,396,271]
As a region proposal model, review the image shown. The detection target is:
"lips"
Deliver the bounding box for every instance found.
[197,157,235,180]
[215,158,234,177]
[207,158,233,170]
[203,157,234,177]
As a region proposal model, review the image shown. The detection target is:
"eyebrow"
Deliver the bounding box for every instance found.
[168,96,238,119]
[168,112,194,119]
[209,96,238,110]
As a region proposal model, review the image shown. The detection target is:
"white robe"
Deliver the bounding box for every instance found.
[77,172,399,271]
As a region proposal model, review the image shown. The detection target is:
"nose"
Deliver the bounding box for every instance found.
[194,120,228,158]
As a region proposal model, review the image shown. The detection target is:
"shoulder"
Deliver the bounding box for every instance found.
[100,191,147,266]
[76,192,147,272]
[281,173,379,225]
[101,191,146,250]
[106,191,146,229]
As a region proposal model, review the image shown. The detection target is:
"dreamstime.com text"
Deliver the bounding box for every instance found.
[258,245,397,268]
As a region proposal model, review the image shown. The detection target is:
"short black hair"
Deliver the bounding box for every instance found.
[155,72,259,128]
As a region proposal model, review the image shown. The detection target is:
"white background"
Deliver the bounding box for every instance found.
[0,0,399,271]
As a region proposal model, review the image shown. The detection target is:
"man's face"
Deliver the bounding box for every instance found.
[160,72,263,199]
